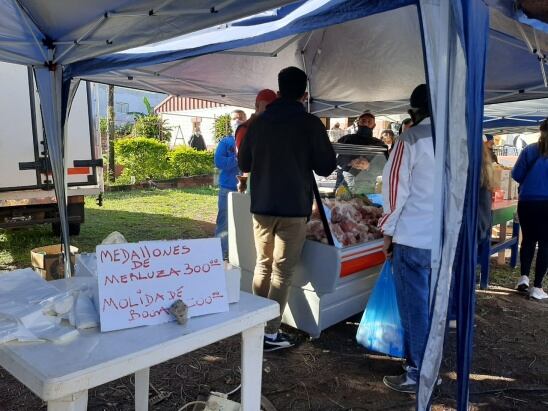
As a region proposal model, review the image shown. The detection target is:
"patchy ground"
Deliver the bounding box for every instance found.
[1,189,547,410]
[1,264,546,411]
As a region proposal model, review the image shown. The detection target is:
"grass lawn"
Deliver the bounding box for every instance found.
[0,187,218,271]
[1,186,524,289]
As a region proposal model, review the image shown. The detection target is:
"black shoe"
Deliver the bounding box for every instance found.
[263,332,295,352]
[383,373,417,393]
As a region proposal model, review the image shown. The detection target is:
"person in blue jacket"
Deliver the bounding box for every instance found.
[214,109,247,259]
[512,118,548,301]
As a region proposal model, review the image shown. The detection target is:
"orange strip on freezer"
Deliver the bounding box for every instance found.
[340,251,385,278]
[341,245,383,260]
[67,167,90,175]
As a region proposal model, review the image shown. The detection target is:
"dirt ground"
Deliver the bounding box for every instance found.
[1,262,547,411]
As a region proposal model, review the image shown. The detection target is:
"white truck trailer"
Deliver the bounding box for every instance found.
[0,62,103,235]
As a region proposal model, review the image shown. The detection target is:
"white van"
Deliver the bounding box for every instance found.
[0,62,103,235]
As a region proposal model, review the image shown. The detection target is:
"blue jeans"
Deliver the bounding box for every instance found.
[392,243,431,382]
[215,187,234,259]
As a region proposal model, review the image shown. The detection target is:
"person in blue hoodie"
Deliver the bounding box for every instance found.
[512,118,548,301]
[214,109,247,259]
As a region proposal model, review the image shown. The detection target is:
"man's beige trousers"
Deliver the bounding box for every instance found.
[251,214,307,334]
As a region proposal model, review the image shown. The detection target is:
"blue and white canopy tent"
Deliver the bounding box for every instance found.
[72,3,547,408]
[0,0,295,278]
[484,97,547,133]
[0,1,546,410]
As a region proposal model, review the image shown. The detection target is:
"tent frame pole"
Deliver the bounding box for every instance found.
[129,67,244,97]
[532,30,547,87]
[11,0,47,61]
[53,14,109,63]
[484,83,547,103]
[218,34,303,57]
[107,0,183,44]
[489,30,529,52]
[514,21,547,87]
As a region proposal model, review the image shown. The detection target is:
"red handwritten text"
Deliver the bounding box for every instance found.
[104,267,182,286]
[100,244,191,265]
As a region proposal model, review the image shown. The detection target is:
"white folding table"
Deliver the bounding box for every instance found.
[0,290,278,411]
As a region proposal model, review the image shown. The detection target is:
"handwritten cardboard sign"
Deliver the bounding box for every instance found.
[96,238,228,332]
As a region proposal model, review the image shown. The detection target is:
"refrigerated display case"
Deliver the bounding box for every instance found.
[228,144,389,337]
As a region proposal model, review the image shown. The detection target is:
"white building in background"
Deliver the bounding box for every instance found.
[155,96,253,148]
[95,84,165,125]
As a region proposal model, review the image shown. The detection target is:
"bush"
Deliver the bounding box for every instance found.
[114,137,214,183]
[115,137,170,182]
[168,146,214,178]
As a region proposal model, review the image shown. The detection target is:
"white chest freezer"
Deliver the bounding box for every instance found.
[228,144,389,338]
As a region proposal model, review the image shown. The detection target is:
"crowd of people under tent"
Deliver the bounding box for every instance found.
[212,65,548,395]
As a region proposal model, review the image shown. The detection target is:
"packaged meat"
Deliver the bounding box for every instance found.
[306,196,383,247]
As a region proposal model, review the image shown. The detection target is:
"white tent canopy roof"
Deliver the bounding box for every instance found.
[82,4,425,117]
[0,0,296,65]
[74,1,548,116]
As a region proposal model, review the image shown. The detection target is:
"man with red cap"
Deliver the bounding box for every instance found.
[235,89,277,192]
[235,89,277,150]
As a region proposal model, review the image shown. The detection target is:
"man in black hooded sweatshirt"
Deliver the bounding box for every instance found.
[238,66,336,351]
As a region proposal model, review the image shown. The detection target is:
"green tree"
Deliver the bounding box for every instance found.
[108,85,115,182]
[212,113,233,143]
[99,118,133,138]
[133,97,172,142]
[99,117,108,135]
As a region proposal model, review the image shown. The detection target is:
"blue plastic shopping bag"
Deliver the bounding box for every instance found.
[356,260,405,358]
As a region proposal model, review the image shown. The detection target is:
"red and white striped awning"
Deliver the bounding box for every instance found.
[155,96,228,113]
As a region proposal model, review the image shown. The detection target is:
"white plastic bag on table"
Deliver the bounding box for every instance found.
[0,269,62,305]
[101,231,127,245]
[75,253,97,278]
[0,317,40,343]
[69,293,99,329]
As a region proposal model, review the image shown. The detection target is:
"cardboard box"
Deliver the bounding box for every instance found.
[492,168,502,190]
[224,263,241,304]
[493,189,504,202]
[512,180,519,200]
[493,168,512,199]
[31,244,78,281]
[503,178,510,200]
[505,178,518,200]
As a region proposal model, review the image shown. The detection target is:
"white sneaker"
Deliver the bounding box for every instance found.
[529,287,548,301]
[516,275,529,293]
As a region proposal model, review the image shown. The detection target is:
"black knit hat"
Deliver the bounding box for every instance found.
[410,84,429,109]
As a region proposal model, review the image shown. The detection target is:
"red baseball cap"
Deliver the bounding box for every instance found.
[255,89,277,105]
